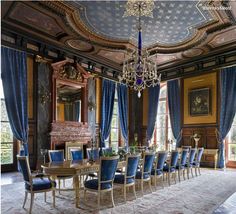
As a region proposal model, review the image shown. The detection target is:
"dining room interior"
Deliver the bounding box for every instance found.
[1,0,236,213]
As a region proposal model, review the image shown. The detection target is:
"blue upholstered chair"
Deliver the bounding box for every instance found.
[135,152,155,195]
[70,148,83,161]
[176,149,189,182]
[186,148,197,179]
[17,156,56,214]
[86,148,100,161]
[84,156,119,208]
[163,150,179,186]
[151,151,168,188]
[193,147,204,176]
[48,150,73,193]
[114,154,140,202]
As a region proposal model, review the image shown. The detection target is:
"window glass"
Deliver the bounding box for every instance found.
[228,114,236,161]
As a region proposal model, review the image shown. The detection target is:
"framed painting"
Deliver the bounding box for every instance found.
[189,87,211,116]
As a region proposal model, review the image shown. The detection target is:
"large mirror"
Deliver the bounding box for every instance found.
[56,82,82,122]
[51,60,89,123]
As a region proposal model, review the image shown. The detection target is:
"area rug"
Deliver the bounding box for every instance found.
[1,168,236,214]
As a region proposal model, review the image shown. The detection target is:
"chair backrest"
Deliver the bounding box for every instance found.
[17,156,31,183]
[142,152,155,174]
[126,154,141,178]
[180,149,189,166]
[70,148,83,161]
[189,148,197,164]
[87,148,100,160]
[156,151,168,170]
[170,150,179,167]
[196,147,204,163]
[99,156,119,184]
[48,150,64,162]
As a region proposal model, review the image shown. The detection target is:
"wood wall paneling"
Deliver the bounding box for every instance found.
[27,56,34,119]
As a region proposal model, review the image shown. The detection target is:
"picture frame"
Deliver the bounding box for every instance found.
[189,87,211,116]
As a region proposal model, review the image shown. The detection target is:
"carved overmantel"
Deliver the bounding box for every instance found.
[50,121,91,149]
[50,59,92,150]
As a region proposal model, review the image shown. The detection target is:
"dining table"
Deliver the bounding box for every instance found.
[41,159,126,208]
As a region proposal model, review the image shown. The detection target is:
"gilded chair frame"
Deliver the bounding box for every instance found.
[84,156,119,208]
[186,148,197,179]
[114,154,141,202]
[194,147,204,176]
[177,149,189,182]
[164,150,179,186]
[17,156,56,214]
[48,150,73,192]
[151,151,168,188]
[136,152,155,195]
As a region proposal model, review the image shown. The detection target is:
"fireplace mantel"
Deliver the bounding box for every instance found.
[50,121,91,149]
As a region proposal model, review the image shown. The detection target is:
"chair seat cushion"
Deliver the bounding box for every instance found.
[151,169,163,176]
[84,179,112,190]
[185,163,193,167]
[25,178,56,191]
[135,171,150,179]
[114,174,134,184]
[192,162,200,166]
[163,165,176,172]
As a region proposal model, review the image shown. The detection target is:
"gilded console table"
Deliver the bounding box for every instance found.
[203,149,218,169]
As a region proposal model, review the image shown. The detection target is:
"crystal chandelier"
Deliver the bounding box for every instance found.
[119,0,161,98]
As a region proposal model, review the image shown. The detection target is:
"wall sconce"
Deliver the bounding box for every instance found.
[39,85,51,105]
[88,98,96,111]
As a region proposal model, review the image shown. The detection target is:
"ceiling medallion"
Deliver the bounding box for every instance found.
[123,0,155,18]
[119,0,161,98]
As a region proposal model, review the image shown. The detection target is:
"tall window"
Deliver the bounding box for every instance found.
[0,79,14,165]
[227,115,236,161]
[105,88,119,151]
[151,83,174,150]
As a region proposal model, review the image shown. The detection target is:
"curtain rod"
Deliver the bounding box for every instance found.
[1,44,34,56]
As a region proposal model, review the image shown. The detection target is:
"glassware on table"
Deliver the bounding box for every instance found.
[40,149,48,164]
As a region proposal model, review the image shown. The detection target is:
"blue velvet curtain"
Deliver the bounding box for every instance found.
[218,66,236,168]
[167,79,182,147]
[147,85,160,144]
[100,79,116,148]
[1,47,28,155]
[117,84,128,148]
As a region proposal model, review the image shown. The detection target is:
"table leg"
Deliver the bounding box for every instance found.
[73,175,79,208]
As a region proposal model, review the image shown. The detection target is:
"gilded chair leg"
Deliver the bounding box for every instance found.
[178,170,181,182]
[133,184,137,199]
[29,193,34,214]
[52,190,55,208]
[195,167,198,176]
[168,172,170,186]
[154,176,157,188]
[191,168,194,178]
[141,180,144,195]
[59,179,61,194]
[174,173,177,184]
[187,168,190,179]
[198,167,201,175]
[84,189,87,201]
[23,191,28,208]
[183,170,186,180]
[149,179,152,192]
[124,186,126,202]
[111,189,115,207]
[44,192,46,202]
[97,192,100,209]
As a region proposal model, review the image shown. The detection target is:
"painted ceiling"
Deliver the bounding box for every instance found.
[67,1,213,47]
[1,0,236,70]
